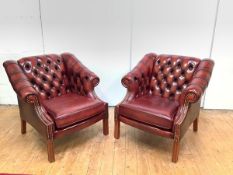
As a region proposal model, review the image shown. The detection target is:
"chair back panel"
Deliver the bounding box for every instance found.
[18,54,70,100]
[150,55,200,100]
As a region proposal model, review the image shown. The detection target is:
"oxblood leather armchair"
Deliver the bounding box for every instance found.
[3,53,109,162]
[114,53,214,162]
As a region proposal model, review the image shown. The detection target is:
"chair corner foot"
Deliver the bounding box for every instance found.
[47,139,55,163]
[193,118,199,132]
[21,119,26,134]
[172,137,180,163]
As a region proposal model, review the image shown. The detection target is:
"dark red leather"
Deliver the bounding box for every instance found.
[3,53,108,162]
[179,59,214,104]
[42,93,105,129]
[119,95,179,130]
[62,53,100,98]
[117,52,214,132]
[3,60,38,103]
[150,55,200,101]
[4,53,106,129]
[17,54,69,100]
[117,53,214,162]
[122,53,156,99]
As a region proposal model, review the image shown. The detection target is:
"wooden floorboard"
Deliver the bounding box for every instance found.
[0,106,232,175]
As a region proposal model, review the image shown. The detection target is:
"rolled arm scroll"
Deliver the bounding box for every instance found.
[179,59,214,105]
[121,53,157,101]
[3,60,38,103]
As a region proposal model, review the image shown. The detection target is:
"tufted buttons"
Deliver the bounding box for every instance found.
[18,54,69,100]
[41,75,48,82]
[39,85,44,91]
[30,79,35,85]
[188,63,194,70]
[54,65,60,71]
[120,53,213,105]
[36,60,42,67]
[50,83,54,88]
[33,69,38,76]
[181,70,185,76]
[85,76,89,80]
[52,73,57,79]
[24,62,32,72]
[44,66,50,73]
[167,59,172,65]
[150,55,200,100]
[47,59,51,65]
[56,58,61,64]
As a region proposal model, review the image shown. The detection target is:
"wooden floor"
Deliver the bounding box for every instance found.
[0,106,232,175]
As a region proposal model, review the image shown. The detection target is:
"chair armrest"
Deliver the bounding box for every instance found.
[3,60,38,103]
[121,53,156,101]
[179,59,214,105]
[61,53,100,96]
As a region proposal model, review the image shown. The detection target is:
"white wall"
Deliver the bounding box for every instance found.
[40,0,131,106]
[0,0,232,109]
[0,0,43,104]
[204,0,233,109]
[131,0,218,65]
[130,0,218,108]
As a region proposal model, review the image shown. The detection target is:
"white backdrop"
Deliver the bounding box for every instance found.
[131,0,218,107]
[40,0,131,106]
[131,0,218,65]
[204,0,233,109]
[0,0,232,108]
[0,0,43,104]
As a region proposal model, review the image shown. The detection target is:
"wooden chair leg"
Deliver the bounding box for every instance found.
[103,105,109,135]
[21,119,26,134]
[114,107,120,139]
[172,137,180,163]
[193,118,198,132]
[114,119,120,139]
[103,117,109,135]
[103,118,109,135]
[47,139,55,163]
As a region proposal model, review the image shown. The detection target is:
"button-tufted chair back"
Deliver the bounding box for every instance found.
[18,54,70,100]
[150,55,200,101]
[62,53,100,97]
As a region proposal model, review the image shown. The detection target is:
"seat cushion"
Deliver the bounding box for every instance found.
[42,93,105,129]
[119,95,179,130]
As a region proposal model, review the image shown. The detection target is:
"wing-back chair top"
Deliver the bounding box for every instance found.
[122,53,213,105]
[4,53,99,103]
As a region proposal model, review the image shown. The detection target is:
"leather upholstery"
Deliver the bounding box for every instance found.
[4,53,106,128]
[179,59,214,104]
[122,53,156,100]
[42,93,105,129]
[120,53,214,104]
[150,55,200,101]
[17,54,69,100]
[117,52,214,137]
[3,52,108,162]
[119,95,179,130]
[62,53,100,98]
[117,52,214,162]
[3,60,38,103]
